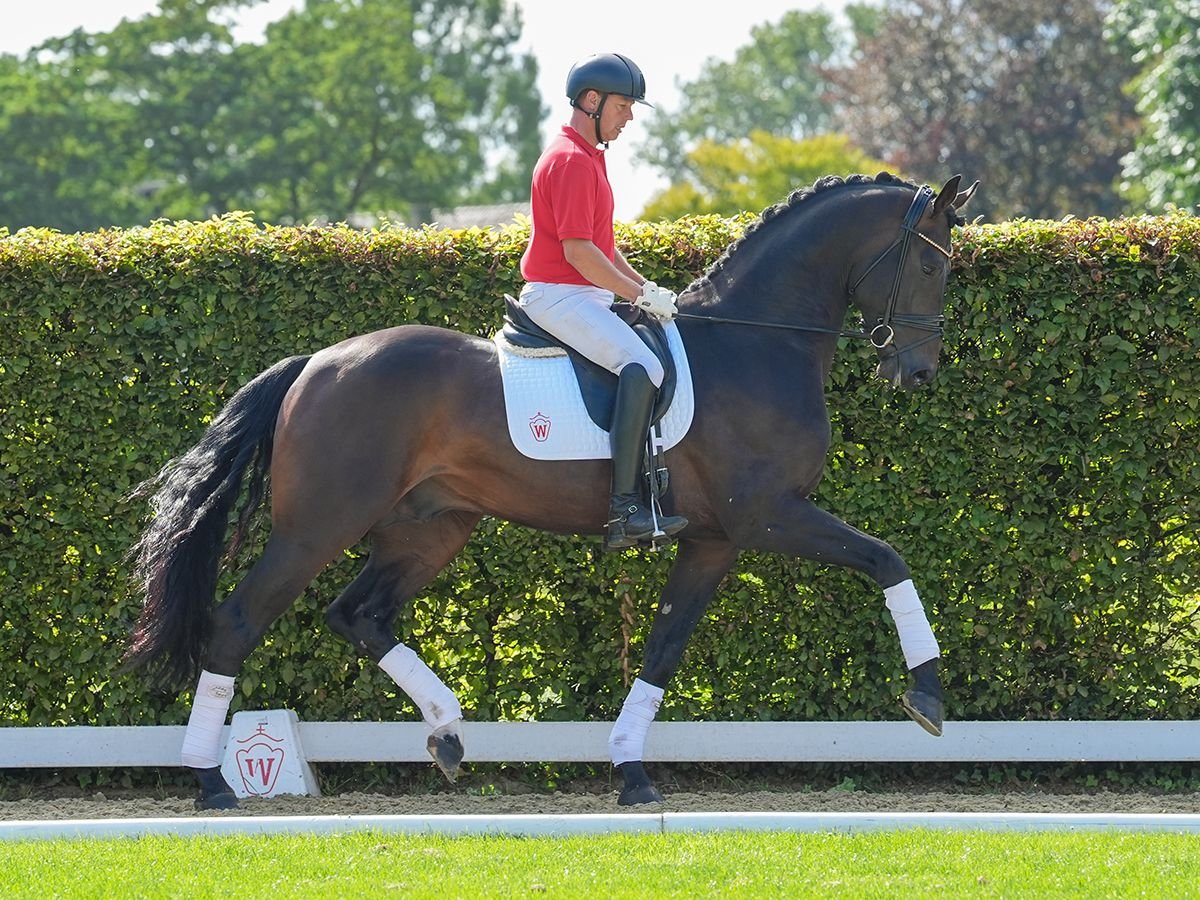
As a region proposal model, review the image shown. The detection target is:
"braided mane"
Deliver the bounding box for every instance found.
[685,172,918,294]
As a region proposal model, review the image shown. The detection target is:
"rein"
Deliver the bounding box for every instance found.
[676,186,951,353]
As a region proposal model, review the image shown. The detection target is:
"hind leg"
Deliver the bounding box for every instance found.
[180,534,347,809]
[325,509,481,781]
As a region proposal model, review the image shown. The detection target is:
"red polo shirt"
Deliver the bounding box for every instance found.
[519,126,616,284]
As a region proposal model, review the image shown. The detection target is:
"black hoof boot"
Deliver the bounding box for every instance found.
[902,658,944,737]
[190,766,239,810]
[427,728,465,783]
[616,761,665,806]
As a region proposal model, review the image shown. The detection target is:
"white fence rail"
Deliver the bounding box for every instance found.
[4,721,1200,768]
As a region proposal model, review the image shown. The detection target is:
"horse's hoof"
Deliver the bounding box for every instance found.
[902,689,944,737]
[426,723,464,783]
[194,791,239,811]
[618,782,665,806]
[190,765,239,810]
[615,761,664,806]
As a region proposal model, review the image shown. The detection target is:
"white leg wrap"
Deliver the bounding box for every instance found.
[885,579,940,670]
[608,678,664,766]
[180,670,235,769]
[379,644,462,730]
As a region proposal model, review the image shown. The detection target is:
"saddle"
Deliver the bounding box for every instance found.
[500,293,678,432]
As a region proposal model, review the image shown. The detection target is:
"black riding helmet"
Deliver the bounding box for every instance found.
[566,53,652,146]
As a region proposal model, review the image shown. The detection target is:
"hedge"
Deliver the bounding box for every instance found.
[2,208,1199,733]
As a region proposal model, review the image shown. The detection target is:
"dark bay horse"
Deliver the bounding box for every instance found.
[125,172,978,808]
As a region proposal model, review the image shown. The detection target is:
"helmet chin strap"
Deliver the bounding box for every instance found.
[590,93,610,148]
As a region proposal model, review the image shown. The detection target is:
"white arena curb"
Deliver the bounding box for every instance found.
[5,811,1200,842]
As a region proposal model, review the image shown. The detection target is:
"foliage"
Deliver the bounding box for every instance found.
[640,132,894,220]
[635,9,843,184]
[233,0,543,224]
[1106,0,1200,212]
[635,1,1166,221]
[2,206,1200,732]
[830,0,1137,222]
[0,0,542,231]
[820,0,1140,221]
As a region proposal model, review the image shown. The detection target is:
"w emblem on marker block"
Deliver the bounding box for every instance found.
[220,709,321,799]
[234,725,286,795]
[528,411,552,442]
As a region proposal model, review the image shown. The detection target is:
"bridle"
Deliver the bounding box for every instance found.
[848,185,948,352]
[675,186,953,354]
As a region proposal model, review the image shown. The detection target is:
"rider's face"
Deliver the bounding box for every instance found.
[601,95,635,143]
[587,92,636,144]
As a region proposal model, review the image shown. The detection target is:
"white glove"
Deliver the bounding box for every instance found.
[634,281,678,321]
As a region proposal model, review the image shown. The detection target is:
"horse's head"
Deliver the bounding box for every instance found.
[849,175,979,389]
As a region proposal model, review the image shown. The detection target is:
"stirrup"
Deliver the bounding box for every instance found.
[606,499,685,551]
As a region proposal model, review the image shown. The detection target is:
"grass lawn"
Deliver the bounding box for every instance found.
[3,828,1199,897]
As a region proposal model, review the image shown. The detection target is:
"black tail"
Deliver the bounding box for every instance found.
[123,355,312,687]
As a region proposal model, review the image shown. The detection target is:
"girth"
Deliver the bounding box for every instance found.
[501,294,678,431]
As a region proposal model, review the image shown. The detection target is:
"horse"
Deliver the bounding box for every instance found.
[124,171,979,809]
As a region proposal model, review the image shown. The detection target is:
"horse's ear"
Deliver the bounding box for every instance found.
[953,179,980,211]
[930,175,962,218]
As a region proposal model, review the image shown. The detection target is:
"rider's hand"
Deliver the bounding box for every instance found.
[634,281,678,321]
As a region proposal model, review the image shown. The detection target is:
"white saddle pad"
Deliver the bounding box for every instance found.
[493,322,695,461]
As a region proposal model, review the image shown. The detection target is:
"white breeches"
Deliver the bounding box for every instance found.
[519,282,665,387]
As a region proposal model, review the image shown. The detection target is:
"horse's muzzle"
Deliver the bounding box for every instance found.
[877,356,938,390]
[906,367,936,388]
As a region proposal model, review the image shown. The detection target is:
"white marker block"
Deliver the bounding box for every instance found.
[220,709,320,799]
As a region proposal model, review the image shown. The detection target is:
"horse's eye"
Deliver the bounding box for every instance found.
[922,264,936,276]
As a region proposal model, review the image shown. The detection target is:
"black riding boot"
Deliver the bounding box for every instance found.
[606,364,687,550]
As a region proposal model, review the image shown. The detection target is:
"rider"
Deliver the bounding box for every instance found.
[517,52,687,551]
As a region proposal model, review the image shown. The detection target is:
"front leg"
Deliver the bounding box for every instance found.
[732,493,943,735]
[611,538,738,805]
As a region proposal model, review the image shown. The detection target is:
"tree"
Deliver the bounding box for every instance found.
[832,0,1141,221]
[234,0,543,224]
[0,39,153,232]
[82,0,266,223]
[0,0,542,230]
[0,1,264,231]
[636,9,845,184]
[641,132,894,220]
[1106,0,1200,211]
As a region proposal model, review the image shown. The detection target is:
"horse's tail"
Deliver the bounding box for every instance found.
[122,354,312,687]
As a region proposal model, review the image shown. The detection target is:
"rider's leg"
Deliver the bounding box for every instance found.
[517,284,686,547]
[605,363,686,549]
[518,284,665,386]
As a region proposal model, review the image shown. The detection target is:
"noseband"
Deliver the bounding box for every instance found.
[676,186,952,355]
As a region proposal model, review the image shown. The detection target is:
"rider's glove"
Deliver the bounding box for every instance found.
[634,281,678,321]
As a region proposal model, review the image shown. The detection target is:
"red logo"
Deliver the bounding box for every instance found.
[233,722,286,796]
[529,411,551,442]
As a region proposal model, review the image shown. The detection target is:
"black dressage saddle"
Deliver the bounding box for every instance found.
[500,293,678,432]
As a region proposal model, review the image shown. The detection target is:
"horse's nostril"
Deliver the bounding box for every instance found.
[911,369,933,387]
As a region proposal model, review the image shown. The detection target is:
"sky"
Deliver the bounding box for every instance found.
[1,0,850,220]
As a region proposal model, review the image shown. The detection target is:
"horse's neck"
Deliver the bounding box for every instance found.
[698,217,852,333]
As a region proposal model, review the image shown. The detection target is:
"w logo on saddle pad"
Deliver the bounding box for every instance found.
[528,412,553,442]
[494,321,695,461]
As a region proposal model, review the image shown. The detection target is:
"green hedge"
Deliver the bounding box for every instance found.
[2,210,1199,732]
